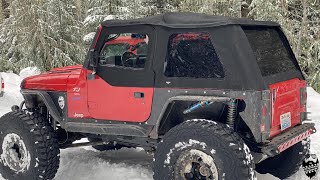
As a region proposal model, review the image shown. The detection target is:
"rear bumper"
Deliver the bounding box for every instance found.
[261,123,316,157]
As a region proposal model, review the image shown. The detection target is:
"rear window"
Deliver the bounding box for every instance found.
[243,27,298,76]
[164,32,225,78]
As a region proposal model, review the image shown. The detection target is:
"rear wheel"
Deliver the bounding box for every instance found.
[153,119,256,180]
[0,111,60,180]
[255,140,309,179]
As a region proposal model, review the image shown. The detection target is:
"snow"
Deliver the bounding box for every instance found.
[83,32,96,43]
[0,67,39,116]
[19,67,40,79]
[186,118,218,124]
[243,143,254,166]
[104,15,115,21]
[210,149,216,154]
[1,133,31,173]
[83,15,105,26]
[0,69,319,179]
[55,147,153,180]
[165,139,207,165]
[0,72,23,117]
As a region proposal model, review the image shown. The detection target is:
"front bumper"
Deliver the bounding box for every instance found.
[261,123,316,157]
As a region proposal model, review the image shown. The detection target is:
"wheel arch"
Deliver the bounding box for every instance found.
[150,96,231,138]
[149,95,259,146]
[21,90,63,123]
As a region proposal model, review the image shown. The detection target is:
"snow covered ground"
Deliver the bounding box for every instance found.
[0,70,319,180]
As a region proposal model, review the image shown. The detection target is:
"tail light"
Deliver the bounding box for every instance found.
[300,87,307,122]
[300,87,307,106]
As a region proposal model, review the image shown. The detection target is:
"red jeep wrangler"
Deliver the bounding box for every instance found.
[0,12,316,180]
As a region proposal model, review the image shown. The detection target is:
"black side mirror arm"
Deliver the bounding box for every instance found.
[88,49,99,80]
[92,49,99,73]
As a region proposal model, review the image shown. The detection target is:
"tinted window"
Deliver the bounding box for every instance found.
[243,27,298,76]
[100,33,149,69]
[164,32,224,78]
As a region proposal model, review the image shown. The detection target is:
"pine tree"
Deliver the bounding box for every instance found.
[0,0,85,72]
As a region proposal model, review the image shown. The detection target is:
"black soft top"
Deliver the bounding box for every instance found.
[101,12,280,28]
[90,12,303,91]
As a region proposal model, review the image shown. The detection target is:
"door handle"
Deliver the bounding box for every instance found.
[134,92,144,98]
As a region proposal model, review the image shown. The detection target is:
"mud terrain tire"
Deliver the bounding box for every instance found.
[255,140,309,179]
[0,111,60,180]
[153,119,256,180]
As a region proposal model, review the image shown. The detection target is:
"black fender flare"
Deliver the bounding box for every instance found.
[149,95,231,139]
[21,90,63,123]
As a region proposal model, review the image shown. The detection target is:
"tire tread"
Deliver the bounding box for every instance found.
[0,111,60,180]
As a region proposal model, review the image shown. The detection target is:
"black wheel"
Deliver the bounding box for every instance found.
[153,119,256,180]
[88,138,126,151]
[255,140,309,179]
[0,111,60,180]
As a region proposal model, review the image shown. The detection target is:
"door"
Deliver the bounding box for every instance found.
[87,27,155,122]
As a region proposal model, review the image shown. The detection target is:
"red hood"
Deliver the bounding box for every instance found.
[48,65,83,73]
[22,65,83,91]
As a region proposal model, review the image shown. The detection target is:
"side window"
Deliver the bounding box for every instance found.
[99,33,149,69]
[243,27,298,76]
[164,32,225,78]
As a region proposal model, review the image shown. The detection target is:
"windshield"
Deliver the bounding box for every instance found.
[99,33,149,69]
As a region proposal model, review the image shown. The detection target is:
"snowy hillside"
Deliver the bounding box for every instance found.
[0,72,23,117]
[0,71,319,180]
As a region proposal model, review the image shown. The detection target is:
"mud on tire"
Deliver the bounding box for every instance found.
[0,111,60,180]
[153,119,256,180]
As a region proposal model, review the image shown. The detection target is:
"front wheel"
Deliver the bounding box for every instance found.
[0,111,60,180]
[153,119,256,180]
